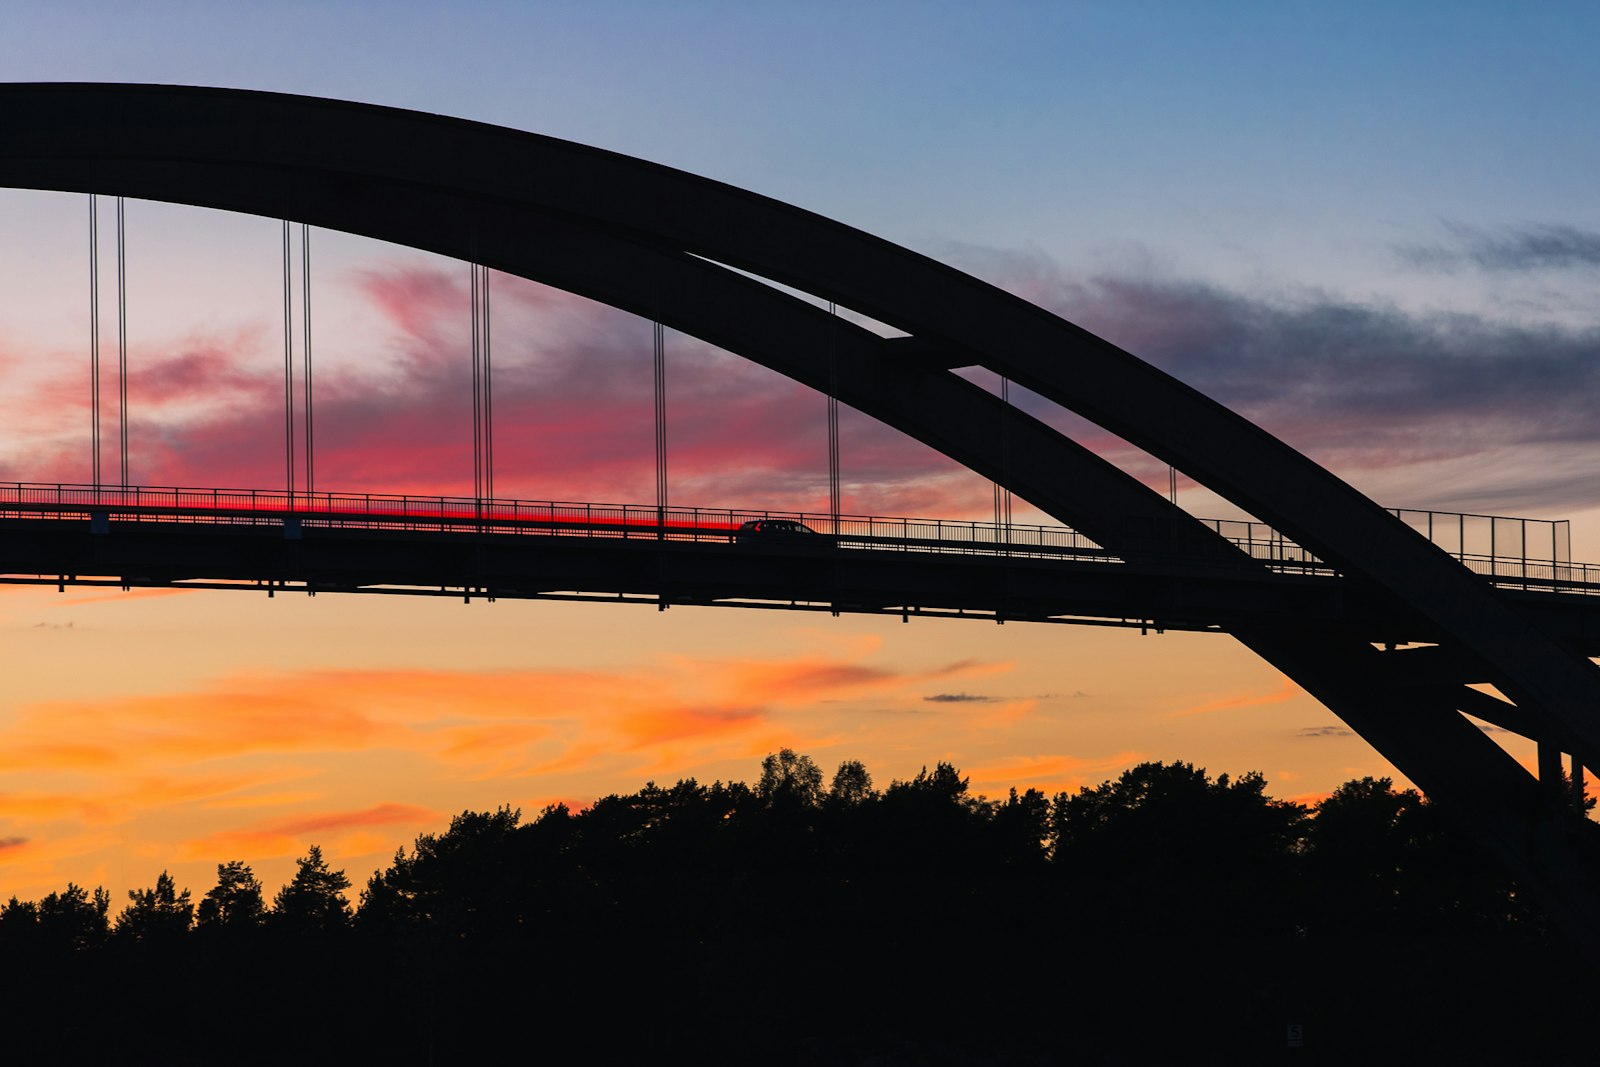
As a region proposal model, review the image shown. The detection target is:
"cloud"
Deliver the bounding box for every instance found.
[0,644,1017,897]
[922,692,997,703]
[1169,679,1301,719]
[965,751,1145,796]
[0,263,996,518]
[11,235,1600,522]
[614,705,765,750]
[942,242,1600,513]
[23,238,1600,524]
[1399,223,1600,273]
[0,836,28,851]
[179,802,435,860]
[1296,726,1353,739]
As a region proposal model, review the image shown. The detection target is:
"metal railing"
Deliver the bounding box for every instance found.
[0,482,1592,594]
[0,482,1109,560]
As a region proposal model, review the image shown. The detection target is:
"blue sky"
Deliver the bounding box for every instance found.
[11,3,1600,268]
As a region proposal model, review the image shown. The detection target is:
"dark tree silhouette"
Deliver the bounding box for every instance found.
[115,871,193,942]
[38,883,111,951]
[1,751,1596,1065]
[272,845,352,934]
[888,761,974,806]
[992,786,1051,868]
[758,748,824,807]
[827,759,875,806]
[0,895,39,943]
[1305,775,1534,933]
[1052,760,1308,943]
[360,806,525,936]
[196,860,267,931]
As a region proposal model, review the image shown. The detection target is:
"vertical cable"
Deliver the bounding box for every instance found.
[827,301,840,534]
[89,195,101,490]
[993,375,1012,545]
[1168,465,1177,505]
[282,220,295,499]
[117,197,128,491]
[470,260,482,509]
[302,224,314,498]
[482,265,493,503]
[653,320,667,536]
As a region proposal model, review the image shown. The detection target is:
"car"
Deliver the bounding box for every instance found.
[735,518,822,543]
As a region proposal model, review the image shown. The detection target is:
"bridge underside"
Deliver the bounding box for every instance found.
[7,516,1600,658]
[5,83,1600,950]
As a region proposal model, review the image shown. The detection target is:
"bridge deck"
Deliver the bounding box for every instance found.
[2,483,1597,654]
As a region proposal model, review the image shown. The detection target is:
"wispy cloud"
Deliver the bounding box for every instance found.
[1296,725,1353,739]
[1399,223,1600,273]
[965,750,1145,796]
[922,692,997,703]
[0,645,1016,898]
[0,264,994,517]
[179,802,435,860]
[11,232,1600,522]
[1168,678,1301,719]
[944,242,1600,513]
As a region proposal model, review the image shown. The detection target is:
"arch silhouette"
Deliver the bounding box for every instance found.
[4,83,1599,943]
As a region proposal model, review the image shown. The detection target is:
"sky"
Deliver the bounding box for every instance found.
[2,1,1599,905]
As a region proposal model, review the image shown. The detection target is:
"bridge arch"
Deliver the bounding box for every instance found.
[4,83,1599,941]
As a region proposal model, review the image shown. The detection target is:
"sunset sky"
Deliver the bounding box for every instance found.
[2,2,1599,905]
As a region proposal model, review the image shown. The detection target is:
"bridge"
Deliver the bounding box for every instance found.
[4,83,1600,951]
[2,483,1596,649]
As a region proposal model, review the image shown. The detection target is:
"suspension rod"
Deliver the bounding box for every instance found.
[827,301,840,534]
[117,196,128,489]
[88,195,100,490]
[482,265,492,503]
[302,223,313,497]
[993,375,1012,542]
[281,220,294,499]
[654,320,667,535]
[470,260,482,507]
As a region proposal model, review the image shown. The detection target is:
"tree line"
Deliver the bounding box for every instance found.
[2,753,1595,1065]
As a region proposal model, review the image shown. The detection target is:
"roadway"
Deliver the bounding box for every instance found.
[1,483,1596,658]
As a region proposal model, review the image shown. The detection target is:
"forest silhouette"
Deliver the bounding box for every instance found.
[3,752,1595,1065]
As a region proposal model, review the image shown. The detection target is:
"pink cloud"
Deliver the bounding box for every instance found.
[0,263,998,519]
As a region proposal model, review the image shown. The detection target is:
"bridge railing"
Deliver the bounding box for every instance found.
[0,482,1112,560]
[1198,509,1574,581]
[0,482,1589,591]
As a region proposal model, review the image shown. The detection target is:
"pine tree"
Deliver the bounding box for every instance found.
[196,860,267,930]
[272,845,352,935]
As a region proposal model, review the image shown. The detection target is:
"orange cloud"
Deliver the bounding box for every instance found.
[180,802,434,860]
[965,751,1146,796]
[616,705,765,749]
[0,644,1017,901]
[1168,678,1301,719]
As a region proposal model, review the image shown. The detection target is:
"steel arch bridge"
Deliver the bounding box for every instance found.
[4,83,1600,946]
